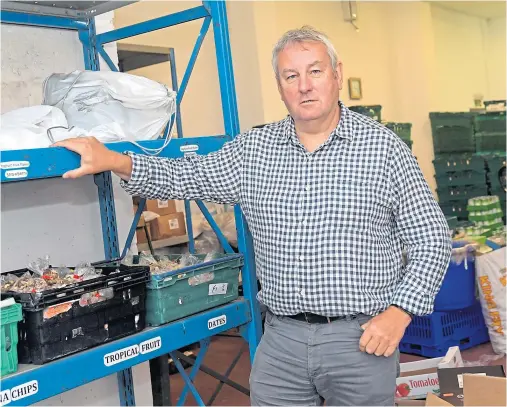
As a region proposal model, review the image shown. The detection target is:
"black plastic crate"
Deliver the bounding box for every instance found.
[437,184,488,202]
[3,264,149,310]
[2,264,150,364]
[430,112,475,154]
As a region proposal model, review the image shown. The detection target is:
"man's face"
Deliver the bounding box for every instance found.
[276,41,343,123]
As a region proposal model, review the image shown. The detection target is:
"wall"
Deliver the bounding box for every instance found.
[1,13,152,406]
[431,5,489,112]
[484,17,507,101]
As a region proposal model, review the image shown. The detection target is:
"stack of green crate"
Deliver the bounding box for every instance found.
[349,105,382,122]
[433,154,487,221]
[1,301,23,377]
[467,196,504,236]
[430,112,476,155]
[473,111,506,154]
[430,112,487,221]
[385,122,412,150]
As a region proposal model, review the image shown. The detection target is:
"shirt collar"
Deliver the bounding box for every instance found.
[278,101,356,145]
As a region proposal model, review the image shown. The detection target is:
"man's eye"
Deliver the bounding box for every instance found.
[286,75,296,80]
[311,69,321,75]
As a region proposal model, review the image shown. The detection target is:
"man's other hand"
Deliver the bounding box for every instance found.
[359,306,411,357]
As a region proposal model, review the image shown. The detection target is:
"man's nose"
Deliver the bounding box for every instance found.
[298,74,312,93]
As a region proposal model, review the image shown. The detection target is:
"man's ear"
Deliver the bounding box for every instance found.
[335,61,344,90]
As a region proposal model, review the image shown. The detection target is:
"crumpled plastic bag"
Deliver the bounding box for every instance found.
[43,70,176,143]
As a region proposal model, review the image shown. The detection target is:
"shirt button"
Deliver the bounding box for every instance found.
[301,219,307,226]
[299,255,304,261]
[300,289,305,296]
[305,185,311,191]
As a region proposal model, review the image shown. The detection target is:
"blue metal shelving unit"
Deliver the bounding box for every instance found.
[0,1,262,405]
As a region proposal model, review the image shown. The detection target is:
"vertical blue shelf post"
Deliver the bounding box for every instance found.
[79,17,136,407]
[206,0,263,362]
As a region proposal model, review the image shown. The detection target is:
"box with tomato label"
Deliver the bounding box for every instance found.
[396,346,463,403]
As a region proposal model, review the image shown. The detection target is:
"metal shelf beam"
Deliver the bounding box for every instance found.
[0,300,251,406]
[0,136,230,182]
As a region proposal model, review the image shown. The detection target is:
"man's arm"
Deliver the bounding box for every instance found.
[389,140,452,316]
[53,134,245,204]
[359,137,452,357]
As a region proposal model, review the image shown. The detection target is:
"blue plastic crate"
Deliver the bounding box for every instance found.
[399,301,489,357]
[434,242,476,312]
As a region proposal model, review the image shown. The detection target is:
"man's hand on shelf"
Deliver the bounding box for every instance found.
[52,136,133,181]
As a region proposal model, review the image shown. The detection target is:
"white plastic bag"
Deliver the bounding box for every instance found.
[0,105,69,150]
[43,70,177,153]
[476,247,506,355]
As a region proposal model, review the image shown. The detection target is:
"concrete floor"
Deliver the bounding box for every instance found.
[168,335,506,406]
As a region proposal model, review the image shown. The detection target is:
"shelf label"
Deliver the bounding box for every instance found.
[0,380,38,406]
[4,170,28,179]
[104,344,139,367]
[180,144,199,153]
[103,336,162,366]
[0,161,30,170]
[140,336,162,354]
[208,315,227,330]
[209,283,228,296]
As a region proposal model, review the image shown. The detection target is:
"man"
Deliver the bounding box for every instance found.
[54,26,451,406]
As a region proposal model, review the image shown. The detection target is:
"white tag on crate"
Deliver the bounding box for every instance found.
[209,283,228,296]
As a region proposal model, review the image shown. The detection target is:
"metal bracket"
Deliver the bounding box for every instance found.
[172,338,211,406]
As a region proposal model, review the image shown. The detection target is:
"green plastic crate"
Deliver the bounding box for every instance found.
[474,112,506,134]
[385,122,412,141]
[475,132,506,154]
[433,154,485,174]
[435,170,486,187]
[1,302,22,377]
[437,184,488,202]
[349,105,382,122]
[439,200,469,220]
[430,112,475,154]
[143,253,243,326]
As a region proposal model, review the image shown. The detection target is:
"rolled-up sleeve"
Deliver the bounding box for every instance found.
[120,134,245,205]
[390,140,452,316]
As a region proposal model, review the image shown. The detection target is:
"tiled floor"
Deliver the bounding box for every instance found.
[167,335,506,406]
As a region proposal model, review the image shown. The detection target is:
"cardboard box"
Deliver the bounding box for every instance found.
[396,347,463,401]
[150,212,186,240]
[136,228,149,244]
[145,199,176,216]
[424,373,506,406]
[437,365,505,406]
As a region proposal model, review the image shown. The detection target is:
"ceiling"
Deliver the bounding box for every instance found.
[433,1,506,19]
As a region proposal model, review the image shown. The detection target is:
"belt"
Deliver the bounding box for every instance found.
[287,312,355,324]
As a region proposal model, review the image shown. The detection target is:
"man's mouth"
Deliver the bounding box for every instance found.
[301,100,317,104]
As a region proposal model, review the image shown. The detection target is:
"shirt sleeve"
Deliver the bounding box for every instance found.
[389,139,452,316]
[120,134,245,205]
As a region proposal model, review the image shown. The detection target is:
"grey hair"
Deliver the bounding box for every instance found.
[272,26,339,79]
